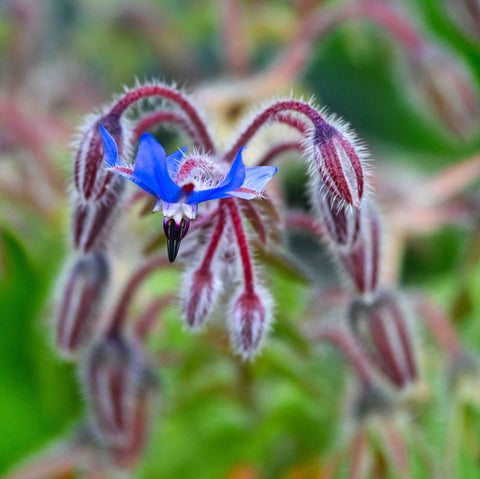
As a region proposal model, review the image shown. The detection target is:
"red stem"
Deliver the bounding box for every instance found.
[417,296,462,358]
[133,110,197,143]
[312,326,376,386]
[107,256,171,334]
[109,84,215,153]
[258,141,302,166]
[275,114,309,134]
[286,212,325,238]
[134,296,175,340]
[225,199,255,294]
[199,207,227,273]
[223,100,324,163]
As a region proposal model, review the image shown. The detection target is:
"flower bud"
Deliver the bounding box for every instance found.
[314,191,360,248]
[82,334,158,469]
[412,47,480,139]
[72,176,125,253]
[349,292,418,389]
[340,200,380,295]
[228,285,272,360]
[180,268,221,329]
[74,112,127,201]
[310,119,367,207]
[56,252,109,357]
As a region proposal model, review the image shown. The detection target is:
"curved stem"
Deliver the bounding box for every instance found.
[224,99,325,163]
[198,206,227,273]
[109,84,215,153]
[309,325,376,386]
[134,295,175,340]
[286,212,325,238]
[258,141,302,166]
[238,200,267,245]
[133,110,198,143]
[107,256,172,335]
[225,198,255,294]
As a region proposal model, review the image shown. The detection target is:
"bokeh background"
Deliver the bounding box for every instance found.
[1,0,480,478]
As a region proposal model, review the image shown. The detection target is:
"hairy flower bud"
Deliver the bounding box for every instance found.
[412,48,480,139]
[340,201,380,295]
[309,118,367,208]
[349,292,418,389]
[228,285,272,360]
[314,191,361,248]
[72,177,125,253]
[75,112,127,201]
[82,333,158,469]
[56,252,109,357]
[180,268,221,329]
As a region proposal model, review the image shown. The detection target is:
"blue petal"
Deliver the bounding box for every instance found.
[227,165,278,199]
[133,133,182,203]
[166,147,187,179]
[187,147,246,204]
[100,125,120,168]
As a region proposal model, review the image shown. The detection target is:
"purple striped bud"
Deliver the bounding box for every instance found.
[310,119,367,208]
[349,292,418,390]
[74,112,126,201]
[315,192,361,248]
[82,334,158,469]
[228,285,272,360]
[56,252,109,358]
[180,268,220,329]
[72,177,125,253]
[340,201,381,295]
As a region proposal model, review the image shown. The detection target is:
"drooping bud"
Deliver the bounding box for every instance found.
[56,252,110,358]
[180,268,220,329]
[228,285,272,360]
[411,47,480,139]
[82,333,158,469]
[314,191,361,248]
[72,177,125,253]
[310,118,367,208]
[349,292,418,390]
[74,112,127,202]
[339,200,381,295]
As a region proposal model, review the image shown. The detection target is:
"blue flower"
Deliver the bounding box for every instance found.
[100,126,277,207]
[100,125,277,262]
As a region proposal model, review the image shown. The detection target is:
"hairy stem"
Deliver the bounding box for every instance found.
[225,199,255,294]
[109,84,215,153]
[107,256,171,335]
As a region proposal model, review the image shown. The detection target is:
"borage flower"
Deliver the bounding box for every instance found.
[100,125,277,262]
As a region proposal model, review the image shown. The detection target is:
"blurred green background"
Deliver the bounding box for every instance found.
[1,0,480,478]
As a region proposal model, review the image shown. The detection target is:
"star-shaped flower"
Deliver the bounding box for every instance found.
[100,126,277,261]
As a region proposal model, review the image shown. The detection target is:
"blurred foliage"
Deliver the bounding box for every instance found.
[1,0,480,478]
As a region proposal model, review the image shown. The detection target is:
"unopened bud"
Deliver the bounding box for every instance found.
[349,292,418,390]
[340,201,381,295]
[315,191,360,248]
[180,267,220,329]
[82,333,158,469]
[74,112,127,201]
[412,47,480,139]
[72,177,125,253]
[228,285,272,360]
[310,119,367,207]
[56,252,109,357]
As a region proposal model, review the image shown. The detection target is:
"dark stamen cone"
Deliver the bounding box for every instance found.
[163,218,190,262]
